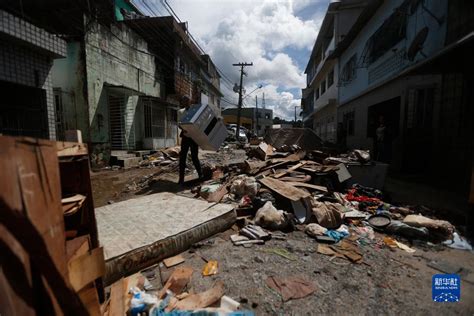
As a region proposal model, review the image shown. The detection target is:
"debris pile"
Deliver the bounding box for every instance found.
[101,137,470,314]
[184,139,468,259]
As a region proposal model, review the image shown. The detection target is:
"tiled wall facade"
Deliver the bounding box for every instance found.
[0,10,66,140]
[0,10,67,57]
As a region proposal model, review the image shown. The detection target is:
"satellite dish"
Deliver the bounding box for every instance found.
[407,27,429,61]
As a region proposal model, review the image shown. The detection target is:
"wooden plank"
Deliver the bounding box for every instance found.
[68,247,105,292]
[173,281,225,311]
[78,283,101,316]
[259,177,310,201]
[0,136,86,315]
[163,254,185,268]
[285,182,328,192]
[108,278,126,316]
[66,235,90,262]
[57,141,88,157]
[279,175,312,183]
[158,266,194,299]
[273,161,307,179]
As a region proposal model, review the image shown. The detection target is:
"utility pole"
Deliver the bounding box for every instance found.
[233,62,253,139]
[294,106,297,125]
[262,92,265,109]
[255,95,259,136]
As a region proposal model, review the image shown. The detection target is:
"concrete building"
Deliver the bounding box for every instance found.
[301,0,366,143]
[222,107,273,136]
[3,0,222,166]
[0,9,66,139]
[333,0,474,193]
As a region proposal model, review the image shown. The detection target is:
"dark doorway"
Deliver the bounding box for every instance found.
[0,80,48,138]
[367,97,401,163]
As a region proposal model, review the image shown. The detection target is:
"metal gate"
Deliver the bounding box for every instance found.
[108,94,127,150]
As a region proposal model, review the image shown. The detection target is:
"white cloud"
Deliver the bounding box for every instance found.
[150,0,327,119]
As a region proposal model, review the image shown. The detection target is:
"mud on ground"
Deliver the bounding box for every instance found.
[91,167,474,315]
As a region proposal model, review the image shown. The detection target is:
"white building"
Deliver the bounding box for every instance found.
[334,0,448,165]
[302,0,366,143]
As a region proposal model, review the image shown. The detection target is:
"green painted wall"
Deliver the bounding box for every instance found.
[84,20,161,145]
[115,0,138,21]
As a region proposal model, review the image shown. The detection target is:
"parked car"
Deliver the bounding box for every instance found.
[226,125,248,143]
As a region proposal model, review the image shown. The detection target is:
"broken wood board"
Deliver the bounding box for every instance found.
[78,283,101,316]
[273,161,307,179]
[206,183,229,203]
[0,136,86,315]
[163,254,185,268]
[255,143,274,160]
[173,281,225,311]
[67,235,91,262]
[279,175,312,183]
[158,266,194,298]
[95,192,235,285]
[57,141,88,157]
[245,160,268,175]
[259,177,310,201]
[108,278,126,316]
[68,247,105,292]
[284,182,328,192]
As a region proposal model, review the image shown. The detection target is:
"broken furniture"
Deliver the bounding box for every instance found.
[0,136,105,315]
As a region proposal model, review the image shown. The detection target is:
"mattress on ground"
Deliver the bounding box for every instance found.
[95,192,235,284]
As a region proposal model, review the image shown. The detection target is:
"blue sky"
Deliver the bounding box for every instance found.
[135,0,328,119]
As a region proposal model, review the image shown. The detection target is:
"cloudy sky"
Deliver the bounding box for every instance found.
[138,0,329,120]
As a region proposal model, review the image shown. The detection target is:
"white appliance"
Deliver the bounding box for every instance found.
[179,103,227,151]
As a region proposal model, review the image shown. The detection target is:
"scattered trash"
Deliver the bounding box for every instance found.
[230,175,261,198]
[240,224,271,241]
[202,260,218,276]
[383,237,415,253]
[163,254,185,268]
[262,248,297,261]
[254,201,291,231]
[403,214,455,240]
[265,276,316,301]
[385,220,429,239]
[310,201,344,229]
[442,232,473,251]
[305,223,327,238]
[325,225,349,242]
[174,280,225,310]
[368,214,391,229]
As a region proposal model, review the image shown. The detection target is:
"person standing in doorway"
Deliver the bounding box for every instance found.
[178,96,202,185]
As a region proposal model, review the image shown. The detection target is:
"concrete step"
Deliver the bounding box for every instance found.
[117,157,142,168]
[133,150,151,158]
[110,153,137,166]
[111,150,130,156]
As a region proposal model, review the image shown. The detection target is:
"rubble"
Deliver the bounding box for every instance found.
[254,201,292,231]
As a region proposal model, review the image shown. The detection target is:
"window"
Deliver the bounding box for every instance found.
[341,54,357,84]
[327,69,334,88]
[361,2,408,65]
[315,88,320,100]
[144,99,166,138]
[343,111,355,136]
[321,80,326,94]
